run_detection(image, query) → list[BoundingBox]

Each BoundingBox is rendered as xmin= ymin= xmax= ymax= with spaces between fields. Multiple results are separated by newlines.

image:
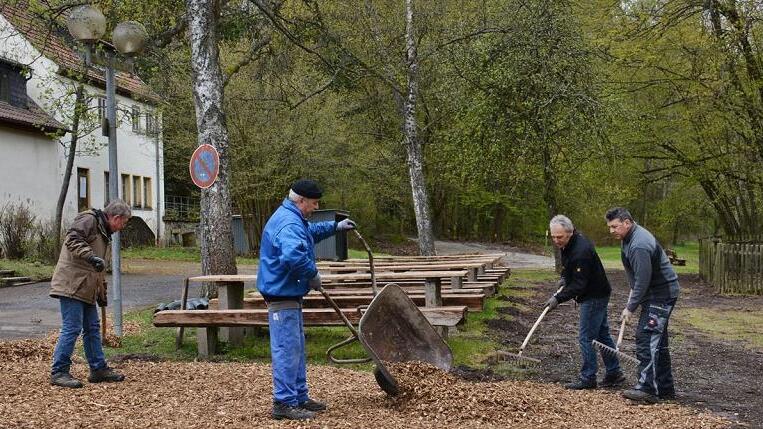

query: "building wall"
xmin=0 ymin=13 xmax=164 ymax=239
xmin=0 ymin=127 xmax=60 ymax=218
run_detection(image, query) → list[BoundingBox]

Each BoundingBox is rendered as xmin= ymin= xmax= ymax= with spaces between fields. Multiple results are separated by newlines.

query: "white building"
xmin=0 ymin=3 xmax=164 ymax=243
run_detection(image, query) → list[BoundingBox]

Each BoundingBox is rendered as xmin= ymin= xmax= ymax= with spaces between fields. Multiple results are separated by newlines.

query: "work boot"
xmin=622 ymin=388 xmax=659 ymax=404
xmin=299 ymin=398 xmax=327 ymax=412
xmin=659 ymin=390 xmax=676 ymax=401
xmin=88 ymin=367 xmax=125 ymax=383
xmin=564 ymin=379 xmax=597 ymax=390
xmin=599 ymin=371 xmax=626 ymax=388
xmin=272 ymin=402 xmax=316 ymax=420
xmin=51 ymin=372 xmax=83 ymax=388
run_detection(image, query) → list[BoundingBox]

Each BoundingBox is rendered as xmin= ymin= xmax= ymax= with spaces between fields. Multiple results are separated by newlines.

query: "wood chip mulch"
xmin=0 ymin=339 xmax=730 ymax=429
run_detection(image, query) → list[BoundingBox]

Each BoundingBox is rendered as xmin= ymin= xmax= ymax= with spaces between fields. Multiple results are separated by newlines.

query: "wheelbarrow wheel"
xmin=374 ymin=366 xmax=399 ymax=396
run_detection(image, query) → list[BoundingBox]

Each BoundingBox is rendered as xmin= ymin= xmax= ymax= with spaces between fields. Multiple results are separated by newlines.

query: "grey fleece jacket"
xmin=621 ymin=224 xmax=680 ymax=312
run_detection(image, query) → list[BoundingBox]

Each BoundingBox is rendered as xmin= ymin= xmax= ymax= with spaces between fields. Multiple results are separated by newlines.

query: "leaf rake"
xmin=592 ymin=318 xmax=641 ymax=369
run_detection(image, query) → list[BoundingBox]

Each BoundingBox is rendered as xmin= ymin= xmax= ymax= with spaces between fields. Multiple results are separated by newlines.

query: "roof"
xmin=0 ymin=97 xmax=67 ymax=133
xmin=0 ymin=2 xmax=160 ymax=104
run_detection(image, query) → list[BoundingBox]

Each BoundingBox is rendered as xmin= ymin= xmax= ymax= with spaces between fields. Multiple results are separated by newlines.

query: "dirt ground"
xmin=483 ymin=271 xmax=763 ymax=428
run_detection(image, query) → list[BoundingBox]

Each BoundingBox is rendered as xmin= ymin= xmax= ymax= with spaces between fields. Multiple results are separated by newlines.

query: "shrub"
xmin=28 ymin=219 xmax=59 ymax=264
xmin=0 ymin=203 xmax=36 ymax=260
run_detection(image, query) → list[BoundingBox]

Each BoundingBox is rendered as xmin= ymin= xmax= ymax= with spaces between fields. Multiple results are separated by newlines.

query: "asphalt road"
xmin=0 ymin=273 xmax=200 ymax=339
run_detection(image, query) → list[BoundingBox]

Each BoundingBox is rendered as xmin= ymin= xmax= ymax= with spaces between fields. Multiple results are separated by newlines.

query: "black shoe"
xmin=622 ymin=388 xmax=659 ymax=404
xmin=599 ymin=371 xmax=626 ymax=388
xmin=88 ymin=367 xmax=125 ymax=383
xmin=51 ymin=372 xmax=83 ymax=388
xmin=564 ymin=379 xmax=597 ymax=390
xmin=659 ymin=390 xmax=676 ymax=400
xmin=272 ymin=402 xmax=316 ymax=420
xmin=299 ymin=398 xmax=327 ymax=412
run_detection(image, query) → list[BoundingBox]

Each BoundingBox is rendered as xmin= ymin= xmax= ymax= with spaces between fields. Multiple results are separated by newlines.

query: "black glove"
xmin=308 ymin=273 xmax=322 ymax=291
xmin=87 ymin=255 xmax=106 ymax=272
xmin=543 ymin=296 xmax=559 ymax=310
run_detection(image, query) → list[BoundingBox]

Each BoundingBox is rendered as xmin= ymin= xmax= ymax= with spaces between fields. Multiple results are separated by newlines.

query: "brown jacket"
xmin=50 ymin=210 xmax=111 ymax=305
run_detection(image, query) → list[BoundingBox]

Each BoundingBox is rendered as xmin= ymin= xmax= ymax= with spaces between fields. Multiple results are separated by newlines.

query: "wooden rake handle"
xmin=615 ymin=318 xmax=627 ymax=350
xmin=518 ymin=282 xmax=565 ymax=354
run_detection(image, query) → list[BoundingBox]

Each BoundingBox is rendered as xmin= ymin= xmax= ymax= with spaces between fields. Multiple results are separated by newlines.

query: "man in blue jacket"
xmin=606 ymin=207 xmax=680 ymax=404
xmin=257 ymin=179 xmax=356 ymax=420
xmin=543 ymin=215 xmax=624 ymax=390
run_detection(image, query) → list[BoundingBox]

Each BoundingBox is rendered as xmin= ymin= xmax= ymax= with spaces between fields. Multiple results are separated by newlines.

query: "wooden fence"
xmin=699 ymin=238 xmax=763 ymax=295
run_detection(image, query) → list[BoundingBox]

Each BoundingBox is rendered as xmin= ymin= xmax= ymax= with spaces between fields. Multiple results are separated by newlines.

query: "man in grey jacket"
xmin=605 ymin=207 xmax=680 ymax=404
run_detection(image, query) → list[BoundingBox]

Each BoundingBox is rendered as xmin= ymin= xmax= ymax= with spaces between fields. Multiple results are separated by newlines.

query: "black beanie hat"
xmin=291 ymin=179 xmax=323 ymax=199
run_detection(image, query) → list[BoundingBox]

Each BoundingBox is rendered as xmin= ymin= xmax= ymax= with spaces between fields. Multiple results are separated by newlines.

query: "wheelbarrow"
xmin=317 ymin=230 xmax=453 ymax=396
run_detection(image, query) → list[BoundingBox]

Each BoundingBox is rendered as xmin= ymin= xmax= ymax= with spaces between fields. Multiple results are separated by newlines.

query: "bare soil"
xmin=483 ymin=271 xmax=763 ymax=428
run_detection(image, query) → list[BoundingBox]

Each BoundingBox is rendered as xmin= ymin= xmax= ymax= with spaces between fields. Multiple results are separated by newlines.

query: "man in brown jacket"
xmin=50 ymin=199 xmax=131 ymax=388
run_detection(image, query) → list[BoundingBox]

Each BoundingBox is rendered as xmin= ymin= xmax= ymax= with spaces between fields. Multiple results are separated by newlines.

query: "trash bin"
xmin=311 ymin=209 xmax=349 ymax=260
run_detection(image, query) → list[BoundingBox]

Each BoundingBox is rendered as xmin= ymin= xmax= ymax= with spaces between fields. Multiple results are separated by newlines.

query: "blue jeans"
xmin=268 ymin=306 xmax=308 ymax=406
xmin=634 ymin=298 xmax=676 ymax=396
xmin=578 ymin=296 xmax=621 ymax=382
xmin=51 ymin=297 xmax=107 ymax=375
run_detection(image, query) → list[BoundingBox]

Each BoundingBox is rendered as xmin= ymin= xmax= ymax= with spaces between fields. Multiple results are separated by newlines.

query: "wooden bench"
xmin=153 ymin=306 xmax=468 ymax=357
xmin=210 ymin=292 xmax=486 ymax=311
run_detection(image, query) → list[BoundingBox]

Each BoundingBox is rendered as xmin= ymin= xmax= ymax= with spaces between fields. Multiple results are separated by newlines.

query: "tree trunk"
xmin=54 ymin=84 xmax=86 ymax=259
xmin=541 ymin=144 xmax=561 ymax=272
xmin=187 ymin=0 xmax=237 ymax=298
xmin=403 ymin=0 xmax=435 ymax=256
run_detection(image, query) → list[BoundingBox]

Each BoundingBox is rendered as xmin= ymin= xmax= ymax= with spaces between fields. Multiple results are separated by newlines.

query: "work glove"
xmin=97 ymin=282 xmax=108 ymax=307
xmin=621 ymin=307 xmax=634 ymax=324
xmin=336 ymin=219 xmax=357 ymax=231
xmin=308 ymin=273 xmax=322 ymax=291
xmin=542 ymin=296 xmax=559 ymax=310
xmin=87 ymin=255 xmax=106 ymax=273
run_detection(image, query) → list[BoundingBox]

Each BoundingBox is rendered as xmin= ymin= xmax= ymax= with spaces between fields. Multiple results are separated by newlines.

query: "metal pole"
xmin=106 ymin=56 xmax=123 ymax=337
xmin=154 ymin=127 xmax=162 ymax=245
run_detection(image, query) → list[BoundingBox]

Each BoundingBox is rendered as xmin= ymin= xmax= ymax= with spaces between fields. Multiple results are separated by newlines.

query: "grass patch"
xmin=677 ymin=308 xmax=763 ymax=350
xmin=0 ymin=259 xmax=54 ymax=281
xmin=596 ymin=242 xmax=699 ymax=274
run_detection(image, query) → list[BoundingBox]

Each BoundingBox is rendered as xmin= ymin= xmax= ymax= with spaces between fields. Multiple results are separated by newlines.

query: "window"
xmin=143 ymin=177 xmax=153 ymax=209
xmin=146 ymin=111 xmax=156 ymax=135
xmin=121 ymin=174 xmax=131 ymax=206
xmin=97 ymin=97 xmax=106 ymax=121
xmin=104 ymin=172 xmax=110 ymax=204
xmin=77 ymin=168 xmax=90 ymax=212
xmin=0 ymin=69 xmax=9 ymax=103
xmin=132 ymin=105 xmax=141 ymax=133
xmin=132 ymin=176 xmax=142 ymax=208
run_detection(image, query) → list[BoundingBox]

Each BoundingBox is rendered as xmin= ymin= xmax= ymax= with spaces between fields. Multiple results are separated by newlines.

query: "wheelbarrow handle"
xmin=326 ymin=335 xmax=372 ymax=364
xmin=352 ymin=229 xmax=378 ymax=296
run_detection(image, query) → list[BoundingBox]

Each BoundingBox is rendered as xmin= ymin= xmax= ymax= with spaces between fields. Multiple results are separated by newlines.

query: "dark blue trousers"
xmin=578 ymin=296 xmax=621 ymax=382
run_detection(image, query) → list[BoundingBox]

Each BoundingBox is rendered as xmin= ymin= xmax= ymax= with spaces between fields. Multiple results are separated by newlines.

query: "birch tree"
xmin=186 ymin=0 xmax=237 ymax=296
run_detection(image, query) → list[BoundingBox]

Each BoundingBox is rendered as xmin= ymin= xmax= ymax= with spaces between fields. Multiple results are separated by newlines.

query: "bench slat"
xmin=153 ymin=306 xmax=467 ymax=328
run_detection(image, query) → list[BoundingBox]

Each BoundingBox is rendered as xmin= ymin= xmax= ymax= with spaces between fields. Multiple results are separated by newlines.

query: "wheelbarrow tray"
xmin=357 ymin=284 xmax=453 ymax=395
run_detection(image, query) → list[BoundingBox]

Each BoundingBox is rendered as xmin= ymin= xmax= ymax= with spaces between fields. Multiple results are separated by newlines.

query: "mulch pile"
xmin=0 ymin=339 xmax=730 ymax=429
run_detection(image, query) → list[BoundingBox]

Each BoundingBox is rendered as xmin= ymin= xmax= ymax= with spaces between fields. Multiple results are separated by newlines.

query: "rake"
xmin=499 ymin=281 xmax=565 ymax=366
xmin=592 ymin=318 xmax=641 ymax=369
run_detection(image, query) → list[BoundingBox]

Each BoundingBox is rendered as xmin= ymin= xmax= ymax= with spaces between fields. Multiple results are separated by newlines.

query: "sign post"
xmin=189 ymin=144 xmax=220 ymax=189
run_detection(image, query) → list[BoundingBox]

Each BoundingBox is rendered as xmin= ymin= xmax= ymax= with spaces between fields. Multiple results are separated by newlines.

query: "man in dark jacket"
xmin=543 ymin=215 xmax=624 ymax=389
xmin=257 ymin=179 xmax=357 ymax=420
xmin=606 ymin=207 xmax=679 ymax=404
xmin=49 ymin=199 xmax=131 ymax=388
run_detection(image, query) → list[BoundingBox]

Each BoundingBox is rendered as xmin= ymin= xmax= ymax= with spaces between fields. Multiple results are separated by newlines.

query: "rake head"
xmin=592 ymin=340 xmax=641 ymax=369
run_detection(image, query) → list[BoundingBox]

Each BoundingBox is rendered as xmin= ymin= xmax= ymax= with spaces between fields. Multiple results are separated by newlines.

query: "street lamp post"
xmin=67 ymin=5 xmax=148 ymax=337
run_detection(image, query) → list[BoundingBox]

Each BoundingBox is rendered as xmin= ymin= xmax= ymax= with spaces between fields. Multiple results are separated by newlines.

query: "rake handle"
xmin=519 ymin=283 xmax=565 ymax=354
xmin=615 ymin=318 xmax=627 ymax=350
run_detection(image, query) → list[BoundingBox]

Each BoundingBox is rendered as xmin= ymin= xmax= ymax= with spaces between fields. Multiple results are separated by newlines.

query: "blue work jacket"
xmin=256 ymin=199 xmax=337 ymax=300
